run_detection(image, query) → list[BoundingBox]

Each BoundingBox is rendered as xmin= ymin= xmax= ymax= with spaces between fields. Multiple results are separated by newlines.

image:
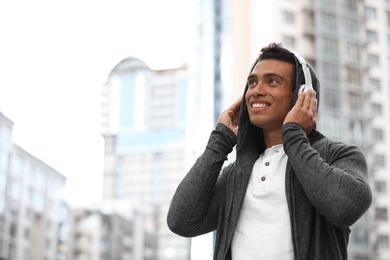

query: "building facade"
xmin=0 ymin=112 xmax=67 ymax=260
xmin=363 ymin=1 xmax=390 ymax=259
xmin=100 ymin=58 xmax=190 ymax=260
xmin=65 ymin=200 xmax=157 ymax=260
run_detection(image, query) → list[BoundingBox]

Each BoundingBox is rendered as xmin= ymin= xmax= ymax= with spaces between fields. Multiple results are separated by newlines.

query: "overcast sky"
xmin=0 ymin=0 xmax=195 ymax=205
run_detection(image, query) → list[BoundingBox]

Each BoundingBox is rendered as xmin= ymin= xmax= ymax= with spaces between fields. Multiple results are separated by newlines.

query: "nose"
xmin=250 ymin=82 xmax=267 ymax=97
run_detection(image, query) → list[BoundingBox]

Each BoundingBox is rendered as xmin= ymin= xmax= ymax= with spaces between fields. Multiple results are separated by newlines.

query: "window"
xmin=33 ymin=193 xmax=45 ymax=212
xmin=282 ymin=11 xmax=295 ymax=24
xmin=319 ymin=0 xmax=336 ymax=8
xmin=343 ymin=0 xmax=357 ymax=12
xmin=367 ymin=30 xmax=378 ymax=43
xmin=323 ymin=88 xmax=340 ymax=109
xmin=24 ymin=228 xmax=30 ymax=240
xmin=371 ymin=103 xmax=382 ymax=116
xmin=120 ymin=74 xmax=137 ymax=128
xmin=343 ymin=18 xmax=359 ymax=39
xmin=8 ymin=243 xmax=15 ymax=260
xmin=25 ymin=163 xmax=33 ymax=179
xmin=378 ymin=235 xmax=390 ymax=249
xmin=348 ymin=93 xmax=362 ymax=111
xmin=0 ymin=126 xmax=12 ymax=153
xmin=372 ymin=128 xmax=384 ymax=141
xmin=344 ymin=43 xmax=360 ymax=63
xmin=45 ymin=238 xmax=51 ymax=250
xmin=352 ymin=226 xmax=369 ymax=247
xmin=368 ymin=54 xmax=380 ymax=67
xmin=373 ymin=153 xmax=386 ymax=167
xmin=10 ymin=199 xmax=19 ymax=216
xmin=282 ymin=36 xmax=295 ymax=49
xmin=387 ymin=12 xmax=390 ymax=28
xmin=35 ymin=169 xmax=46 ymax=191
xmin=11 ymin=155 xmax=23 ymax=178
xmin=21 ymin=248 xmax=29 ymax=260
xmin=319 ymin=113 xmax=341 ymax=139
xmin=321 ymin=13 xmax=337 ymax=32
xmin=11 ymin=180 xmax=21 ymax=200
xmin=375 ymin=180 xmax=387 ymax=194
xmin=365 ymin=7 xmax=377 ymax=20
xmin=369 ymin=78 xmax=381 ymax=91
xmin=387 ymin=35 xmax=390 ymax=52
xmin=0 ymin=197 xmax=4 ymax=215
xmin=149 ymin=79 xmax=176 ymax=129
xmin=350 ymin=120 xmax=363 ymax=143
xmin=115 ymin=158 xmax=125 ymax=198
xmin=375 ymin=207 xmax=388 ymax=221
xmin=352 ymin=255 xmax=369 ymax=260
xmin=10 ymin=223 xmax=17 ymax=237
xmin=322 ymin=38 xmax=338 ymax=58
xmin=323 ymin=62 xmax=339 ymax=82
xmin=345 ymin=67 xmax=361 ymax=86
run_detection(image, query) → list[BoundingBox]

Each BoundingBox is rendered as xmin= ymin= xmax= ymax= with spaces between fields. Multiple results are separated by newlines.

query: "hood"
xmin=236 ymin=52 xmax=320 ymax=154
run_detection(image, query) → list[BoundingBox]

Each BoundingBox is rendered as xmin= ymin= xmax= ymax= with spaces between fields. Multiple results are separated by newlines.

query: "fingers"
xmin=308 ymin=90 xmax=317 ymax=112
xmin=310 ymin=91 xmax=317 ymax=111
xmin=285 ymin=90 xmax=317 ymax=135
xmin=230 ymin=97 xmax=242 ymax=113
xmin=300 ymin=90 xmax=316 ymax=111
xmin=306 ymin=90 xmax=317 ymax=123
xmin=217 ymin=97 xmax=242 ymax=135
xmin=297 ymin=89 xmax=306 ymax=106
xmin=229 ymin=97 xmax=242 ymax=127
xmin=228 ymin=97 xmax=242 ymax=121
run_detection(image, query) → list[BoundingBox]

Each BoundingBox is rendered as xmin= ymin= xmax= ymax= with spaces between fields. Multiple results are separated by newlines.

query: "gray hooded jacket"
xmin=167 ymin=54 xmax=372 ymax=259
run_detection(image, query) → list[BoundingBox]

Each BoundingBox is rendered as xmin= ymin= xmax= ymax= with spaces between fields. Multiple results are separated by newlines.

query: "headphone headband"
xmin=287 ymin=49 xmax=313 ymax=91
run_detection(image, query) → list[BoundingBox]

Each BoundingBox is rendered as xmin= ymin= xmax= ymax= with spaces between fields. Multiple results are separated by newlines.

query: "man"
xmin=167 ymin=43 xmax=372 ymax=259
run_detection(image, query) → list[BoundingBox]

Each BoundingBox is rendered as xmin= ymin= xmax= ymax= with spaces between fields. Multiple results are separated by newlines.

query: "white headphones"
xmin=287 ymin=49 xmax=313 ymax=94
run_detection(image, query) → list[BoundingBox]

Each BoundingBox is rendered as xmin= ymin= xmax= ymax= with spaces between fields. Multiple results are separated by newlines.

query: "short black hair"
xmin=257 ymin=43 xmax=296 ymax=88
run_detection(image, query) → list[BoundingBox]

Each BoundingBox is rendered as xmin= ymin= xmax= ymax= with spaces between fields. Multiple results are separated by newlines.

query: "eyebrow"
xmin=247 ymin=72 xmax=284 ymax=81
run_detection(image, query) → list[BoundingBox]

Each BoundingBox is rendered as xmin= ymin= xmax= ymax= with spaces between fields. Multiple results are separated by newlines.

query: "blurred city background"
xmin=0 ymin=0 xmax=388 ymax=259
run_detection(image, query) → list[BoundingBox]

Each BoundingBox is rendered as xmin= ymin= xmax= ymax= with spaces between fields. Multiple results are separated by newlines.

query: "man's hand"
xmin=283 ymin=90 xmax=317 ymax=135
xmin=218 ymin=97 xmax=242 ymax=136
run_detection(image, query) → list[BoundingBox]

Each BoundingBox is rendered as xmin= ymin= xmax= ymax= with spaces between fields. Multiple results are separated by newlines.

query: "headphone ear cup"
xmin=298 ymin=85 xmax=306 ymax=95
xmin=292 ymin=84 xmax=306 ymax=107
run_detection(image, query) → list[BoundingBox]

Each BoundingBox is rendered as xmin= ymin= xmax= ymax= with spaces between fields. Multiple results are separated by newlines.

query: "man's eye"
xmin=248 ymin=80 xmax=257 ymax=86
xmin=269 ymin=78 xmax=278 ymax=84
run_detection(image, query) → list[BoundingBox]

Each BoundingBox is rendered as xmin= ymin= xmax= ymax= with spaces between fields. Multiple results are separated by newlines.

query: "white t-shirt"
xmin=231 ymin=144 xmax=294 ymax=259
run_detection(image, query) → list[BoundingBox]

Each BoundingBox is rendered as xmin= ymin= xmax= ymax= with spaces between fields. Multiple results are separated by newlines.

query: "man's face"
xmin=245 ymin=59 xmax=294 ymax=131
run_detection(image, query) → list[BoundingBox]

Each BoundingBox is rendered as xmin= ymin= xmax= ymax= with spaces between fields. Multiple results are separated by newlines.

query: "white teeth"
xmin=252 ymin=103 xmax=267 ymax=108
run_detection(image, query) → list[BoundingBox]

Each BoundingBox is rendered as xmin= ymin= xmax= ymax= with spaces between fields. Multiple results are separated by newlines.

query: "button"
xmin=261 ymin=176 xmax=266 ymax=181
xmin=265 ymin=162 xmax=270 ymax=166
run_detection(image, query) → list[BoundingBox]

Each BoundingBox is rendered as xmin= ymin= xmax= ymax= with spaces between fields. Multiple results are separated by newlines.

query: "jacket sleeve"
xmin=167 ymin=123 xmax=237 ymax=237
xmin=282 ymin=122 xmax=372 ymax=228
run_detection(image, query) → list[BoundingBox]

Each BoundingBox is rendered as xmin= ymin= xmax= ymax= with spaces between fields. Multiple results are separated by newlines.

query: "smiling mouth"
xmin=251 ymin=103 xmax=269 ymax=108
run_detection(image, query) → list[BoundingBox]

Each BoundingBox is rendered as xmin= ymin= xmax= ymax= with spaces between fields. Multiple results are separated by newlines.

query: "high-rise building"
xmin=190 ymin=0 xmax=390 ymax=259
xmin=0 ymin=112 xmax=67 ymax=260
xmin=65 ymin=200 xmax=157 ymax=260
xmin=363 ymin=1 xmax=390 ymax=259
xmin=100 ymin=57 xmax=190 ymax=260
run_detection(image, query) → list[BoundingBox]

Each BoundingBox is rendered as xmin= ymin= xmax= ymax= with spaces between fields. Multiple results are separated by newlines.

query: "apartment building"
xmin=363 ymin=1 xmax=390 ymax=259
xmin=100 ymin=57 xmax=190 ymax=260
xmin=65 ymin=200 xmax=157 ymax=260
xmin=0 ymin=112 xmax=67 ymax=260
